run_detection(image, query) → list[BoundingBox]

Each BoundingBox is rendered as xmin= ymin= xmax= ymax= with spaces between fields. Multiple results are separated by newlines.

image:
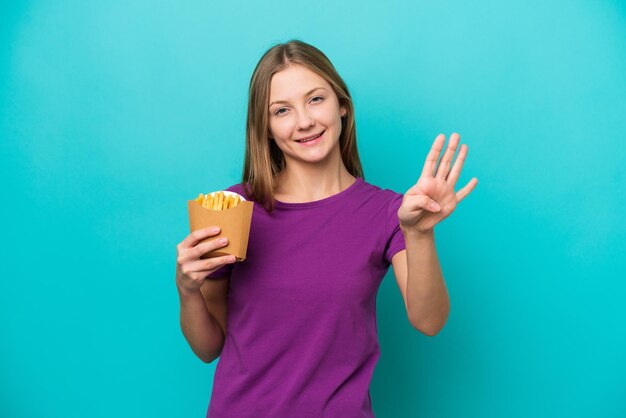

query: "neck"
xmin=275 ymin=153 xmax=355 ymax=203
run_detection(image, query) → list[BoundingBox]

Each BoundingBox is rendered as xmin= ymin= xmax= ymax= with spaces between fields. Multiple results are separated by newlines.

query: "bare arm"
xmin=401 ymin=230 xmax=449 ymax=335
xmin=177 ymin=277 xmax=229 ymax=363
xmin=175 ymin=226 xmax=235 ymax=363
xmin=395 ymin=132 xmax=477 ymax=335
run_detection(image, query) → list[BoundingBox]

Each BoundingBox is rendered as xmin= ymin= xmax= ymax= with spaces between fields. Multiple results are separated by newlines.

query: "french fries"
xmin=195 ymin=191 xmax=243 ymax=211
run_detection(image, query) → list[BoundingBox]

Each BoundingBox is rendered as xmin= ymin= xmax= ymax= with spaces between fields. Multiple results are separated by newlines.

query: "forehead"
xmin=269 ymin=65 xmax=332 ymax=100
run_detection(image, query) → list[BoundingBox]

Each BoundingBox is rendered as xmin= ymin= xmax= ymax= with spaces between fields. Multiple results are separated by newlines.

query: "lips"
xmin=295 ymin=131 xmax=325 ymax=143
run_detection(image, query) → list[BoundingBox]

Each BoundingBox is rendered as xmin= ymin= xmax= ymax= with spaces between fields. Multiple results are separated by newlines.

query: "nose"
xmin=296 ymin=108 xmax=315 ymax=130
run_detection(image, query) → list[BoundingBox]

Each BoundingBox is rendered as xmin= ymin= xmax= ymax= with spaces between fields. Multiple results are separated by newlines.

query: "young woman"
xmin=175 ymin=39 xmax=477 ymax=417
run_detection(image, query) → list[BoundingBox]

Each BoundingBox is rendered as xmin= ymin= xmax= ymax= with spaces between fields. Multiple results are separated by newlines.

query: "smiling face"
xmin=268 ymin=64 xmax=347 ymax=167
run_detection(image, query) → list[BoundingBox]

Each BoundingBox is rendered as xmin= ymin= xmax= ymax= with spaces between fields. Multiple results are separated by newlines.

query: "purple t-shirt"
xmin=205 ymin=177 xmax=406 ymax=417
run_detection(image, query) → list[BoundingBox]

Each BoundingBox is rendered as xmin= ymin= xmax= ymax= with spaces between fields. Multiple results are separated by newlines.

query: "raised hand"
xmin=397 ymin=133 xmax=478 ymax=234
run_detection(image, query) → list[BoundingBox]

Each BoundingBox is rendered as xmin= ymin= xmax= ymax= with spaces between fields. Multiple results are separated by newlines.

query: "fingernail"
xmin=211 ymin=227 xmax=220 ymax=233
xmin=430 ymin=202 xmax=440 ymax=210
xmin=220 ymin=238 xmax=228 ymax=244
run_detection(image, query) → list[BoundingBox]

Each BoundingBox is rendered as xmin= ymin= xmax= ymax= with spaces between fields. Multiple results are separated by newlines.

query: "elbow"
xmin=409 ymin=319 xmax=445 ymax=336
xmin=193 ymin=339 xmax=224 ymax=364
xmin=417 ymin=324 xmax=444 ymax=337
xmin=200 ymin=355 xmax=218 ymax=364
xmin=408 ymin=312 xmax=449 ymax=337
xmin=198 ymin=347 xmax=222 ymax=364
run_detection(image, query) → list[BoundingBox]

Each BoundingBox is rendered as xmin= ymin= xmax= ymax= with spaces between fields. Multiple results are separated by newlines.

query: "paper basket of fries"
xmin=187 ymin=190 xmax=253 ymax=262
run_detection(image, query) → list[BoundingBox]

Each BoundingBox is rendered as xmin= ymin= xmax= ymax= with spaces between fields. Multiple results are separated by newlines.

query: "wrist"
xmin=176 ymin=281 xmax=202 ymax=300
xmin=401 ymin=226 xmax=434 ymax=240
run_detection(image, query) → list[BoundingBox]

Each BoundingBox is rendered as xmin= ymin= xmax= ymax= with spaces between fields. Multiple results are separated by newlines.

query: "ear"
xmin=340 ymin=105 xmax=347 ymax=118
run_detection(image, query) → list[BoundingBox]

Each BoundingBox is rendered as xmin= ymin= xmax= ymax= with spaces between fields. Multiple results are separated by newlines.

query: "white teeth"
xmin=296 ymin=132 xmax=322 ymax=143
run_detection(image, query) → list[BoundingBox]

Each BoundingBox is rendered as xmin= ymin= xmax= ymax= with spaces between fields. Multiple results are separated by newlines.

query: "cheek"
xmin=317 ymin=103 xmax=342 ymax=124
xmin=269 ymin=118 xmax=293 ymax=139
xmin=268 ymin=119 xmax=280 ymax=138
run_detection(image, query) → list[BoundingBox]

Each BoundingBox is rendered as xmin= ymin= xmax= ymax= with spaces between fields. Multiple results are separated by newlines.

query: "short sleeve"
xmin=206 ymin=262 xmax=234 ymax=280
xmin=203 ymin=182 xmax=243 ymax=280
xmin=383 ymin=192 xmax=406 ymax=266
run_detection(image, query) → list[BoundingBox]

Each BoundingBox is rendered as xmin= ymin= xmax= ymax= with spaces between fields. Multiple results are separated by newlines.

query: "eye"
xmin=272 ymin=97 xmax=324 ymax=117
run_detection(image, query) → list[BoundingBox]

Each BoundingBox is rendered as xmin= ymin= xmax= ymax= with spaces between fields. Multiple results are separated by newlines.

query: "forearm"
xmin=178 ymin=287 xmax=224 ymax=363
xmin=401 ymin=228 xmax=450 ymax=335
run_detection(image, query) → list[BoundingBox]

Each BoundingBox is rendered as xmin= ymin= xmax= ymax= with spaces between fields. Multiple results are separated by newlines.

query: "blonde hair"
xmin=241 ymin=39 xmax=364 ymax=212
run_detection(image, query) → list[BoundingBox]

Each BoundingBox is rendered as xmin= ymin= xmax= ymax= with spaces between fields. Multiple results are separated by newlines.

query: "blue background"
xmin=2 ymin=1 xmax=625 ymax=417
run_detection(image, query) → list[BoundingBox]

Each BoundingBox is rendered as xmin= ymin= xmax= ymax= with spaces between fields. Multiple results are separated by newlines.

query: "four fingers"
xmin=177 ymin=228 xmax=237 ymax=284
xmin=424 ymin=133 xmax=477 ymax=199
xmin=415 ymin=132 xmax=477 ymax=220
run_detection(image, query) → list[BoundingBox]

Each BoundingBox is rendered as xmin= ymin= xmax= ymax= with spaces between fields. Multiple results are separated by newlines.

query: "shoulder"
xmin=358 ymin=178 xmax=404 ymax=204
xmin=222 ymin=182 xmax=248 ymax=198
xmin=356 ymin=180 xmax=405 ymax=229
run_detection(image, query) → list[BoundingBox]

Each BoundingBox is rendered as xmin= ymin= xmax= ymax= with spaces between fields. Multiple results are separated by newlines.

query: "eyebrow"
xmin=269 ymin=87 xmax=327 ymax=108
